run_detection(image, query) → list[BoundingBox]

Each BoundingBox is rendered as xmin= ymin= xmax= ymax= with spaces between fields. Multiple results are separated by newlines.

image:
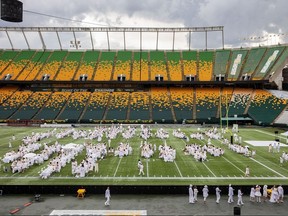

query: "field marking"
xmin=113 ymin=158 xmax=122 ymax=177
xmin=253 ymin=129 xmax=286 ymax=139
xmin=0 ymin=176 xmax=287 ymax=180
xmin=202 ymin=162 xmax=216 ymax=177
xmin=249 ymin=157 xmax=286 ymax=177
xmin=222 ymin=156 xmax=245 ymax=174
xmin=146 ymin=160 xmax=149 ymax=177
xmin=174 ymin=161 xmax=183 ymax=177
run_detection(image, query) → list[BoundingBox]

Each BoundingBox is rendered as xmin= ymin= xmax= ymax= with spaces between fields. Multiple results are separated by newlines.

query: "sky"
xmin=0 ymin=0 xmax=288 ymax=50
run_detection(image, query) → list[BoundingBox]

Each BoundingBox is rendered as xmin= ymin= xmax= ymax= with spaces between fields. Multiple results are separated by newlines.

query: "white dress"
xmin=269 ymin=188 xmax=279 ymax=203
xmin=250 ymin=187 xmax=255 ymax=198
xmin=255 ymin=187 xmax=262 ymax=197
xmin=189 ymin=187 xmax=194 ymax=203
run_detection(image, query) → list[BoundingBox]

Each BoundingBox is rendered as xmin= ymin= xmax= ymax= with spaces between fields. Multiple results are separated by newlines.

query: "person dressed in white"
xmin=270 ymin=186 xmax=279 ymax=203
xmin=277 ymin=185 xmax=284 ymax=203
xmin=280 ymin=156 xmax=284 ymax=166
xmin=262 ymin=185 xmax=268 ymax=202
xmin=138 ymin=160 xmax=145 ymax=176
xmin=189 ymin=185 xmax=194 ymax=204
xmin=250 ymin=186 xmax=255 ymax=202
xmin=228 ymin=184 xmax=234 ymax=203
xmin=202 ymin=185 xmax=209 ymax=204
xmin=104 ymin=187 xmax=111 ymax=206
xmin=194 ymin=186 xmax=198 ymax=202
xmin=255 ymin=185 xmax=262 ymax=203
xmin=215 ymin=186 xmax=221 ymax=204
xmin=245 ymin=166 xmax=250 ymax=177
xmin=237 ymin=188 xmax=244 ymax=206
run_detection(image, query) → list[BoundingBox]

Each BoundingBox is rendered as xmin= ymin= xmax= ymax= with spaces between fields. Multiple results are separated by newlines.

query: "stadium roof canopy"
xmin=0 ymin=26 xmax=224 ymax=50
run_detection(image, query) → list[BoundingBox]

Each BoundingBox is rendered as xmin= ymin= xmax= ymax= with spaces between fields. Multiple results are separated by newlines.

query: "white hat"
xmin=204 ymin=185 xmax=207 ymax=188
xmin=229 ymin=184 xmax=231 ymax=187
xmin=189 ymin=184 xmax=192 ymax=187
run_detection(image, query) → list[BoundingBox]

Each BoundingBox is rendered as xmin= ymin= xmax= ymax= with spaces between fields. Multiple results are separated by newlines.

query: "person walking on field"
xmin=245 ymin=166 xmax=250 ymax=177
xmin=237 ymin=188 xmax=244 ymax=206
xmin=189 ymin=184 xmax=194 ymax=204
xmin=228 ymin=184 xmax=234 ymax=203
xmin=104 ymin=187 xmax=111 ymax=206
xmin=194 ymin=186 xmax=198 ymax=202
xmin=215 ymin=186 xmax=221 ymax=204
xmin=138 ymin=159 xmax=145 ymax=176
xmin=202 ymin=185 xmax=209 ymax=204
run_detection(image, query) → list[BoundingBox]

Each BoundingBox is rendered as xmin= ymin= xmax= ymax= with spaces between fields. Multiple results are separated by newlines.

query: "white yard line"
xmin=174 ymin=161 xmax=183 ymax=177
xmin=1 ymin=176 xmax=287 ymax=180
xmin=146 ymin=160 xmax=149 ymax=177
xmin=202 ymin=162 xmax=216 ymax=177
xmin=222 ymin=156 xmax=245 ymax=174
xmin=113 ymin=158 xmax=122 ymax=177
xmin=254 ymin=129 xmax=286 ymax=139
xmin=249 ymin=157 xmax=286 ymax=177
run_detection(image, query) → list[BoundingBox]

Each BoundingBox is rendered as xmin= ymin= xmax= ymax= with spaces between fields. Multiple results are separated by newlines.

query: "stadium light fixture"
xmin=0 ymin=0 xmax=23 ymax=22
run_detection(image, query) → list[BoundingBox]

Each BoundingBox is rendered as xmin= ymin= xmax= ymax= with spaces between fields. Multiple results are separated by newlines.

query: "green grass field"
xmin=0 ymin=125 xmax=288 ymax=186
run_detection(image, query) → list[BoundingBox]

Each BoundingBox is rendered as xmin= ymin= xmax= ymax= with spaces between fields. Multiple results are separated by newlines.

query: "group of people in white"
xmin=228 ymin=143 xmax=255 ymax=157
xmin=188 ymin=184 xmax=284 ymax=205
xmin=2 ymin=124 xmax=285 ymax=182
xmin=190 ymin=132 xmax=204 ymax=140
xmin=183 ymin=143 xmax=224 ymax=162
xmin=40 ymin=143 xmax=84 ymax=179
xmin=140 ymin=141 xmax=155 ymax=159
xmin=159 ymin=144 xmax=176 ymax=162
xmin=250 ymin=184 xmax=284 ymax=203
xmin=139 ymin=125 xmax=152 ymax=140
xmin=114 ymin=142 xmax=133 ymax=158
xmin=172 ymin=129 xmax=189 ymax=141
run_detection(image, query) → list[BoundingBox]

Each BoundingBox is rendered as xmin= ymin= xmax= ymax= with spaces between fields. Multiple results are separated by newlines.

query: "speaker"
xmin=4 ymin=74 xmax=11 ymax=80
xmin=185 ymin=75 xmax=195 ymax=81
xmin=42 ymin=74 xmax=50 ymax=81
xmin=230 ymin=136 xmax=233 ymax=144
xmin=117 ymin=75 xmax=126 ymax=81
xmin=1 ymin=0 xmax=23 ymax=22
xmin=275 ymin=131 xmax=279 ymax=134
xmin=79 ymin=74 xmax=88 ymax=81
xmin=234 ymin=206 xmax=241 ymax=215
xmin=155 ymin=75 xmax=163 ymax=81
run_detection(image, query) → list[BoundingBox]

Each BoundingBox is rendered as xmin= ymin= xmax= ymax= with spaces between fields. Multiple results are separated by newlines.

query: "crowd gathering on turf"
xmin=0 ymin=125 xmax=287 ymax=180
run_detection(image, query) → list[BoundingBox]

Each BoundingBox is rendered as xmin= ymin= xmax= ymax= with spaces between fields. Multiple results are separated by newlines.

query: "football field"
xmin=0 ymin=125 xmax=288 ymax=186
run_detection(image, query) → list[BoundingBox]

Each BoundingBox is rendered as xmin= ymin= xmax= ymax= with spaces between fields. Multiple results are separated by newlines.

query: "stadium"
xmin=1 ymin=1 xmax=288 ymax=215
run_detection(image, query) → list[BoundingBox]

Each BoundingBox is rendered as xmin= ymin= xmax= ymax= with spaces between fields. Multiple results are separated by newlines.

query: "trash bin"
xmin=234 ymin=206 xmax=241 ymax=215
